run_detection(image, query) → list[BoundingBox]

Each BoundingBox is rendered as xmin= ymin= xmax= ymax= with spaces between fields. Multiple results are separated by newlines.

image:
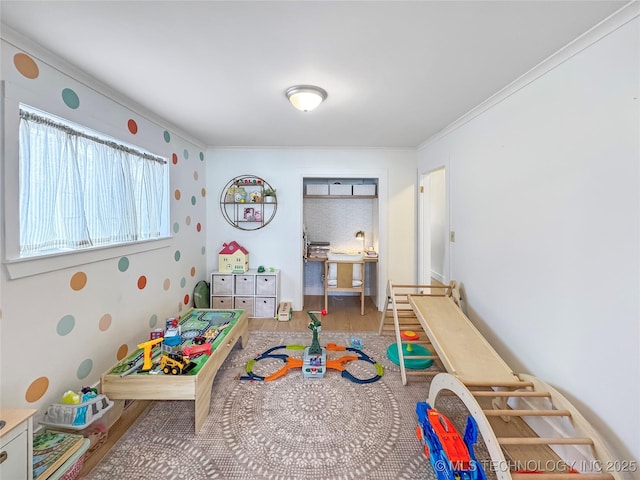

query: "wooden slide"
xmin=378 ymin=281 xmax=622 ymax=480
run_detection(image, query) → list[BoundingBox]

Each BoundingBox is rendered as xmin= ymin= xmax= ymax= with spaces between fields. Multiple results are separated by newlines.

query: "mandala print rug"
xmin=85 ymin=331 xmax=492 ymax=480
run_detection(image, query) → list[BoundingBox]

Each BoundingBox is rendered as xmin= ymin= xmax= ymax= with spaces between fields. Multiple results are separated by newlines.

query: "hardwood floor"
xmin=249 ymin=295 xmax=381 ymax=333
xmin=79 ymin=295 xmax=380 ymax=478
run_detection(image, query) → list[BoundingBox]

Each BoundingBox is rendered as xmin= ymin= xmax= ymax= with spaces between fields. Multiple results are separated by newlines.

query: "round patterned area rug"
xmin=86 ymin=331 xmax=485 ymax=480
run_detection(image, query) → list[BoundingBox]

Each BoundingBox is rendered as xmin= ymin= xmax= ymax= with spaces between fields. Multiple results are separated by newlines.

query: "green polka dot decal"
xmin=199 ymin=152 xmax=204 ymax=161
xmin=174 ymin=250 xmax=181 ymax=261
xmin=62 ymin=88 xmax=80 ymax=109
xmin=173 ymin=222 xmax=180 ymax=233
xmin=183 ymin=149 xmax=189 ymax=159
xmin=77 ymin=358 xmax=93 ymax=380
xmin=149 ymin=314 xmax=158 ymax=328
xmin=118 ymin=257 xmax=130 ymax=272
xmin=180 ymin=277 xmax=186 ymax=288
xmin=191 ymin=196 xmax=196 ymax=205
xmin=201 ymin=246 xmax=206 ymax=255
xmin=57 ymin=315 xmax=75 ymax=336
xmin=164 ymin=131 xmax=171 ymax=143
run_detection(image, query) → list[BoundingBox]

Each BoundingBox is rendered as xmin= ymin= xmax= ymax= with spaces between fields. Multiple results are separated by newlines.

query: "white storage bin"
xmin=306 ymin=184 xmax=329 ymax=195
xmin=329 ymin=184 xmax=352 ymax=195
xmin=353 ymin=184 xmax=376 ymax=196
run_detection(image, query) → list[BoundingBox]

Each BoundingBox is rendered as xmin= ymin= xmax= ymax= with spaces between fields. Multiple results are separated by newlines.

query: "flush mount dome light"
xmin=286 ymin=85 xmax=327 ymax=112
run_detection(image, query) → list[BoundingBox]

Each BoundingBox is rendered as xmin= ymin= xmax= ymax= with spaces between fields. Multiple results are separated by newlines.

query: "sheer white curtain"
xmin=19 ymin=109 xmax=168 ymax=256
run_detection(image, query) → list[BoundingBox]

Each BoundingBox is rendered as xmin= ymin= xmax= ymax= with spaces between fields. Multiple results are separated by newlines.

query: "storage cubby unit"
xmin=210 ymin=269 xmax=280 ymax=318
xmin=304 ymin=178 xmax=377 ymax=198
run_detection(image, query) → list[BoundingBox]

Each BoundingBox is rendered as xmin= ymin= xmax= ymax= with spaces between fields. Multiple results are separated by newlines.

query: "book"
xmin=33 ymin=430 xmax=85 ymax=480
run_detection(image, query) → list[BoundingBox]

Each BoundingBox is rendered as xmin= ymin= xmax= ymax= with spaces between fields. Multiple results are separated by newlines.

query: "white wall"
xmin=417 ymin=14 xmax=639 ymax=466
xmin=429 ymin=168 xmax=446 ymax=282
xmin=206 ymin=148 xmax=417 ymax=310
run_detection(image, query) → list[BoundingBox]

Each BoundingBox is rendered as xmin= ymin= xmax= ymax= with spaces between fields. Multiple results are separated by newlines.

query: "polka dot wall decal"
xmin=118 ymin=256 xmax=130 ymax=272
xmin=164 ymin=131 xmax=171 ymax=143
xmin=199 ymin=152 xmax=204 ymax=161
xmin=70 ymin=271 xmax=87 ymax=290
xmin=190 ymin=266 xmax=196 ymax=277
xmin=191 ymin=196 xmax=196 ymax=205
xmin=127 ymin=119 xmax=138 ymax=134
xmin=201 ymin=246 xmax=206 ymax=255
xmin=173 ymin=222 xmax=180 ymax=234
xmin=77 ymin=358 xmax=93 ymax=380
xmin=185 ymin=216 xmax=191 ymax=226
xmin=193 ymin=171 xmax=199 ymax=181
xmin=163 ymin=278 xmax=171 ymax=291
xmin=116 ymin=344 xmax=129 ymax=361
xmin=62 ymin=88 xmax=80 ymax=109
xmin=172 ymin=153 xmax=178 ymax=165
xmin=149 ymin=314 xmax=158 ymax=328
xmin=14 ymin=53 xmax=39 ymax=79
xmin=183 ymin=149 xmax=189 ymax=159
xmin=174 ymin=189 xmax=181 ymax=200
xmin=201 ymin=187 xmax=207 ymax=197
xmin=25 ymin=377 xmax=49 ymax=403
xmin=57 ymin=315 xmax=75 ymax=336
xmin=174 ymin=250 xmax=181 ymax=261
xmin=99 ymin=313 xmax=112 ymax=332
xmin=196 ymin=223 xmax=202 ymax=232
xmin=184 ymin=294 xmax=190 ymax=305
xmin=137 ymin=275 xmax=147 ymax=289
xmin=180 ymin=277 xmax=186 ymax=288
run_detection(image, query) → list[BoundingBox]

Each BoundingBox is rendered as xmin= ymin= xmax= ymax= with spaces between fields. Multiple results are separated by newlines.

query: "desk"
xmin=304 ymin=255 xmax=378 ymax=300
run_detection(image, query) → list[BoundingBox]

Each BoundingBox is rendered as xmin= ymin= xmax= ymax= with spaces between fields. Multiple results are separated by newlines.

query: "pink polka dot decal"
xmin=70 ymin=271 xmax=87 ymax=290
xmin=137 ymin=276 xmax=147 ymax=289
xmin=14 ymin=53 xmax=39 ymax=79
xmin=25 ymin=377 xmax=49 ymax=403
xmin=196 ymin=223 xmax=202 ymax=232
xmin=99 ymin=313 xmax=112 ymax=331
xmin=128 ymin=119 xmax=138 ymax=134
xmin=163 ymin=278 xmax=171 ymax=291
xmin=193 ymin=171 xmax=199 ymax=181
xmin=185 ymin=216 xmax=192 ymax=226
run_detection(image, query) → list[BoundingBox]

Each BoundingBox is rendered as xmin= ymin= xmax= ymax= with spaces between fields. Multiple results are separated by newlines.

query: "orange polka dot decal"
xmin=25 ymin=376 xmax=49 ymax=403
xmin=137 ymin=276 xmax=147 ymax=289
xmin=14 ymin=53 xmax=39 ymax=79
xmin=70 ymin=271 xmax=87 ymax=290
xmin=183 ymin=294 xmax=190 ymax=305
xmin=190 ymin=267 xmax=196 ymax=277
xmin=116 ymin=344 xmax=129 ymax=361
xmin=128 ymin=119 xmax=138 ymax=134
xmin=172 ymin=153 xmax=178 ymax=165
xmin=174 ymin=189 xmax=181 ymax=200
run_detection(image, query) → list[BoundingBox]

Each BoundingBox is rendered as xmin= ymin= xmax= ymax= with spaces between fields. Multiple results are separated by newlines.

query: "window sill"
xmin=4 ymin=237 xmax=172 ymax=280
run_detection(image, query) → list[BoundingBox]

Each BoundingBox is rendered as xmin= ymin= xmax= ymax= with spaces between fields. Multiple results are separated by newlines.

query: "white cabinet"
xmin=211 ymin=269 xmax=280 ymax=318
xmin=0 ymin=409 xmax=36 ymax=480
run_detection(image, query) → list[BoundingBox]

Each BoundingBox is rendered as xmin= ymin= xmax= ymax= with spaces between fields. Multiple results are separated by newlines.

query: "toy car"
xmin=415 ymin=401 xmax=487 ymax=480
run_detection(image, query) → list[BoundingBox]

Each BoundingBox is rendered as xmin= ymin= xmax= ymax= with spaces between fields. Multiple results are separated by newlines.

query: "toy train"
xmin=416 ymin=401 xmax=487 ymax=480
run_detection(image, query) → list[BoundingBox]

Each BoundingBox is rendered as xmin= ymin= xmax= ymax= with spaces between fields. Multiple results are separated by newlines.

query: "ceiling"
xmin=0 ymin=1 xmax=627 ymax=148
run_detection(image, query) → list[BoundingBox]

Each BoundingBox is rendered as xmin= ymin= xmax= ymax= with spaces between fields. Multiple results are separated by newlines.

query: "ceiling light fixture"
xmin=286 ymin=85 xmax=327 ymax=112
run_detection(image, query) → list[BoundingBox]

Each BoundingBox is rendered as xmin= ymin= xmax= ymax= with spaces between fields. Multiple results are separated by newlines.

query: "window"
xmin=18 ymin=106 xmax=169 ymax=258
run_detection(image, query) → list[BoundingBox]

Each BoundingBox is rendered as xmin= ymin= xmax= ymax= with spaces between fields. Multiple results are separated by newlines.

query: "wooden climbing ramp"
xmin=379 ymin=281 xmax=622 ymax=480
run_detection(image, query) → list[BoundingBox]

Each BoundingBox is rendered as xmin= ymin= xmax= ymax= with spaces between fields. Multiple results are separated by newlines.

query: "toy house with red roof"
xmin=218 ymin=241 xmax=249 ymax=273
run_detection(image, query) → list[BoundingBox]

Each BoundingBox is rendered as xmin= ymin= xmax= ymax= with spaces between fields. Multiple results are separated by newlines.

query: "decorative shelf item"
xmin=220 ymin=175 xmax=277 ymax=230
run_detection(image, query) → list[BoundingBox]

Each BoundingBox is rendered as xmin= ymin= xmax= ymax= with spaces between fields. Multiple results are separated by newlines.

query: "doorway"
xmin=419 ymin=168 xmax=448 ymax=285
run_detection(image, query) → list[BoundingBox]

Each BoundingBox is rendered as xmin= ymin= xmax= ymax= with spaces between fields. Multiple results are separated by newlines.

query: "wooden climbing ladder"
xmin=379 ymin=280 xmax=622 ymax=480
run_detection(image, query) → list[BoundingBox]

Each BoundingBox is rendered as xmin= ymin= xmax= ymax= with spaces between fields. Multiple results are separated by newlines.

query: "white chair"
xmin=324 ymin=256 xmax=365 ymax=315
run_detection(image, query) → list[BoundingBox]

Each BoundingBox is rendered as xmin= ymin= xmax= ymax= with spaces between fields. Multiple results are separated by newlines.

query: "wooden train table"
xmin=101 ymin=308 xmax=248 ymax=433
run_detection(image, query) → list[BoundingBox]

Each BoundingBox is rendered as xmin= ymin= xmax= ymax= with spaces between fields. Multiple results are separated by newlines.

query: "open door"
xmin=419 ymin=168 xmax=448 ymax=285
